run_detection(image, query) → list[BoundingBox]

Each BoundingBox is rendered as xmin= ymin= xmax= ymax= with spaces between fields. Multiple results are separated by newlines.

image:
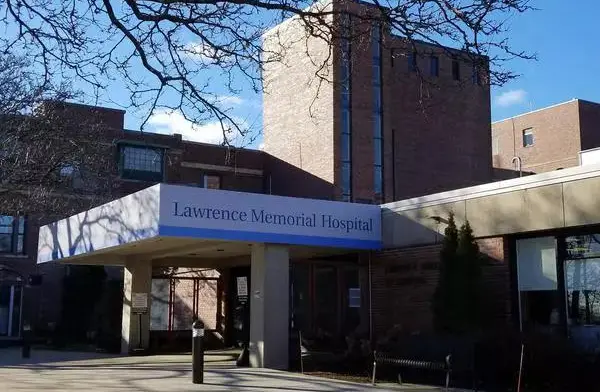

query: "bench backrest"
xmin=377 ymin=335 xmax=476 ymax=369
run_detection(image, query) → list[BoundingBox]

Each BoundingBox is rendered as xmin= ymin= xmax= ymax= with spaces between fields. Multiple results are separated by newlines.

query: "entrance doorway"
xmin=149 ymin=269 xmax=223 ymax=352
xmin=0 ymin=283 xmax=22 ymax=337
xmin=227 ymin=266 xmax=250 ymax=348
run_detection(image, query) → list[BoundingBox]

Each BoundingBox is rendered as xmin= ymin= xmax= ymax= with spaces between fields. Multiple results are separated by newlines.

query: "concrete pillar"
xmin=249 ymin=243 xmax=289 ymax=369
xmin=121 ymin=260 xmax=152 ymax=354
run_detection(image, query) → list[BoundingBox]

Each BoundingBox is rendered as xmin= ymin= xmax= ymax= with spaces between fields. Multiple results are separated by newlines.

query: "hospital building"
xmin=3 ymin=0 xmax=600 ymax=369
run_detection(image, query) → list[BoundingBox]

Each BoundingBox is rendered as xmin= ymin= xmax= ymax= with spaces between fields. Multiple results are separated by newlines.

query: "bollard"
xmin=192 ymin=320 xmax=205 ymax=384
xmin=22 ymin=323 xmax=31 ymax=359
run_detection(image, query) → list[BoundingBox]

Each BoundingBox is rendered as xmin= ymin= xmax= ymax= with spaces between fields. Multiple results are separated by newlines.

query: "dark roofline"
xmin=44 ymin=100 xmax=126 ymax=114
xmin=123 ymin=128 xmax=264 ymax=154
xmin=577 ymin=98 xmax=600 ymax=107
xmin=348 ymin=0 xmax=487 ymax=60
xmin=388 ymin=33 xmax=489 ymax=61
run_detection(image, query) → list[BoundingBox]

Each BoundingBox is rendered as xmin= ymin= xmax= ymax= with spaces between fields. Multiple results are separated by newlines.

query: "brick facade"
xmin=262 ymin=4 xmax=336 ymax=193
xmin=263 ymin=0 xmax=493 ymax=204
xmin=371 ymin=237 xmax=512 ymax=340
xmin=492 ymin=99 xmax=600 ymax=174
xmin=381 ymin=39 xmax=492 ymax=201
xmin=0 ymin=103 xmax=270 ymax=340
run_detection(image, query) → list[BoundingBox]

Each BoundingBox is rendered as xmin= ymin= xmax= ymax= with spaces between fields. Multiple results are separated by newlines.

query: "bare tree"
xmin=0 ymin=52 xmax=117 ymax=217
xmin=0 ymin=0 xmax=534 ymax=142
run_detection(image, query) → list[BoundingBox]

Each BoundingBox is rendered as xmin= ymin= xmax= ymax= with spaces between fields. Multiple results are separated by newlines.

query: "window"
xmin=203 ymin=174 xmax=221 ymax=189
xmin=341 ymin=132 xmax=351 ymax=162
xmin=452 ymin=60 xmax=460 ymax=81
xmin=0 ymin=216 xmax=25 ymax=255
xmin=564 ymin=235 xmax=600 ymax=351
xmin=372 ymin=24 xmax=383 ymax=198
xmin=430 ymin=56 xmax=439 ymax=77
xmin=341 ymin=161 xmax=351 ymax=201
xmin=340 ymin=14 xmax=352 ymax=202
xmin=523 ymin=128 xmax=534 ymax=147
xmin=408 ymin=51 xmax=417 ymax=72
xmin=348 ymin=288 xmax=361 ymax=308
xmin=119 ymin=145 xmax=164 ymax=182
xmin=516 ymin=237 xmax=560 ymax=334
xmin=373 ymin=87 xmax=382 ymax=112
xmin=59 ymin=164 xmax=85 ymax=189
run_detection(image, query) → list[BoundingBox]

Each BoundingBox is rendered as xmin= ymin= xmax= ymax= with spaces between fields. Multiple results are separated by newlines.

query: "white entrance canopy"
xmin=37 ymin=184 xmax=382 ymax=264
xmin=36 ymin=184 xmax=381 ymax=368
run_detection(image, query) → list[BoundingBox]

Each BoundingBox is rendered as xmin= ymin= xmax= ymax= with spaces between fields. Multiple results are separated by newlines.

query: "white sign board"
xmin=159 ymin=184 xmax=381 ymax=249
xmin=236 ymin=277 xmax=248 ymax=297
xmin=132 ymin=293 xmax=148 ymax=309
xmin=37 ymin=183 xmax=382 ymax=263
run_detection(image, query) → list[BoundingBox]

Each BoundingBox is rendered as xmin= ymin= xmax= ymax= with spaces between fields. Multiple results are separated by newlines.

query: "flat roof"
xmin=382 ymin=162 xmax=600 ymax=213
xmin=492 ymin=99 xmax=578 ymax=124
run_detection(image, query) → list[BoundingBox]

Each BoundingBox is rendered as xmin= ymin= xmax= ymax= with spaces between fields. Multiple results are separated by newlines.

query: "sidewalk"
xmin=0 ymin=348 xmax=456 ymax=391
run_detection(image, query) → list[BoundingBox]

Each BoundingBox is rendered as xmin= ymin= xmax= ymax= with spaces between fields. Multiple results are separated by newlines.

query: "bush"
xmin=433 ymin=214 xmax=485 ymax=334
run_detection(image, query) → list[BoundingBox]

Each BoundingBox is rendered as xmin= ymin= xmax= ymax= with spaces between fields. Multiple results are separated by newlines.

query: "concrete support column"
xmin=121 ymin=260 xmax=152 ymax=354
xmin=249 ymin=243 xmax=289 ymax=369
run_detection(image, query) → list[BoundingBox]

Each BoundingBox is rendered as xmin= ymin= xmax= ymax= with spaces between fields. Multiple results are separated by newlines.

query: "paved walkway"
xmin=0 ymin=348 xmax=454 ymax=391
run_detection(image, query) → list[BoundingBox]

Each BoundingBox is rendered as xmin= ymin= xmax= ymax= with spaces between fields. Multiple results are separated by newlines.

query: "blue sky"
xmin=491 ymin=0 xmax=600 ymax=121
xmin=104 ymin=1 xmax=600 ymax=147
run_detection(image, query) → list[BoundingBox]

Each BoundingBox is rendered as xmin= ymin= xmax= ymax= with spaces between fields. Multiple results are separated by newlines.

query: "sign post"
xmin=131 ymin=293 xmax=148 ymax=352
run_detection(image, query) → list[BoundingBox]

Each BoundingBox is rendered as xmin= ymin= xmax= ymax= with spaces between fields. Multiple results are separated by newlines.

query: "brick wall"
xmin=0 ymin=102 xmax=268 ymax=336
xmin=262 ymin=2 xmax=336 ymax=187
xmin=382 ymin=40 xmax=492 ymax=201
xmin=263 ymin=0 xmax=493 ymax=203
xmin=371 ymin=237 xmax=512 ymax=341
xmin=492 ymin=100 xmax=582 ymax=173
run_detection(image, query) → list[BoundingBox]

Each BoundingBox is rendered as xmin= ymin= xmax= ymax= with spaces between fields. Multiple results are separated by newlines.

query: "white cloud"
xmin=216 ymin=95 xmax=244 ymax=106
xmin=495 ymin=89 xmax=528 ymax=107
xmin=182 ymin=42 xmax=217 ymax=62
xmin=182 ymin=41 xmax=231 ymax=64
xmin=147 ymin=110 xmax=246 ymax=145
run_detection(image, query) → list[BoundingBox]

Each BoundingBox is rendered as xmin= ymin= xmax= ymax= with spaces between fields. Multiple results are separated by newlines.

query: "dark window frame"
xmin=372 ymin=24 xmax=384 ymax=199
xmin=430 ymin=55 xmax=439 ymax=77
xmin=203 ymin=173 xmax=222 ymax=189
xmin=118 ymin=144 xmax=165 ymax=182
xmin=340 ymin=14 xmax=353 ymax=202
xmin=0 ymin=215 xmax=26 ymax=255
xmin=523 ymin=128 xmax=534 ymax=147
xmin=452 ymin=60 xmax=461 ymax=81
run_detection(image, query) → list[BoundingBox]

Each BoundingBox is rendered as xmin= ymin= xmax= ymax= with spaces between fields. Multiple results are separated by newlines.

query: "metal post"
xmin=192 ymin=320 xmax=205 ymax=384
xmin=517 ymin=344 xmax=524 ymax=392
xmin=22 ymin=323 xmax=31 ymax=358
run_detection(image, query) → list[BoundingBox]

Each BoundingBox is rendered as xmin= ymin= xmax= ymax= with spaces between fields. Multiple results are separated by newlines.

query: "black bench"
xmin=371 ymin=336 xmax=477 ymax=391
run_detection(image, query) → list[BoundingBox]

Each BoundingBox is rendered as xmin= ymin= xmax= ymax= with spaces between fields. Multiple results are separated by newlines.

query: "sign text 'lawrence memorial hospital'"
xmin=172 ymin=202 xmax=375 ymax=234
